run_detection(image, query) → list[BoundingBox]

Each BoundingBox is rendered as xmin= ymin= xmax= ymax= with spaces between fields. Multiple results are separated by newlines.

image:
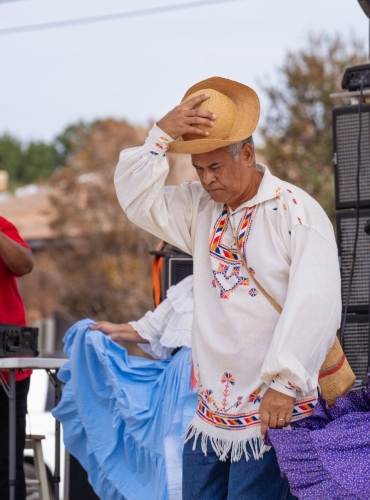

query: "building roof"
xmin=0 ymin=185 xmax=55 ymax=241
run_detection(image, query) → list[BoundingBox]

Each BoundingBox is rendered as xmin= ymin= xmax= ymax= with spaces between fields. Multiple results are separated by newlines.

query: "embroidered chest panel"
xmin=209 ymin=204 xmax=257 ymax=299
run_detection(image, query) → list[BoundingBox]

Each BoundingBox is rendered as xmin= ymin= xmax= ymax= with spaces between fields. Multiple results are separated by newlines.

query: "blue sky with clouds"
xmin=0 ymin=0 xmax=367 ymax=142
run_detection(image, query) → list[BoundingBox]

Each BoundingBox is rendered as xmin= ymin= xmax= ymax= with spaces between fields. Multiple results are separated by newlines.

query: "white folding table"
xmin=0 ymin=358 xmax=67 ymax=500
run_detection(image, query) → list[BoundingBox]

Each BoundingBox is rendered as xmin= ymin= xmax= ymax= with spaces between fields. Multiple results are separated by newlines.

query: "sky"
xmin=0 ymin=0 xmax=368 ymax=143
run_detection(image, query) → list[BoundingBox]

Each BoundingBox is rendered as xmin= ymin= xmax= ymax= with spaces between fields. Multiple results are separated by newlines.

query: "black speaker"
xmin=334 ymin=99 xmax=370 ymax=388
xmin=333 ymin=104 xmax=370 ymax=210
xmin=337 ymin=210 xmax=370 ymax=313
xmin=149 ymin=243 xmax=193 ymax=303
xmin=161 ymin=251 xmax=193 ymax=301
xmin=0 ymin=324 xmax=39 ymax=357
xmin=341 ymin=64 xmax=370 ymax=91
xmin=341 ymin=314 xmax=369 ymax=389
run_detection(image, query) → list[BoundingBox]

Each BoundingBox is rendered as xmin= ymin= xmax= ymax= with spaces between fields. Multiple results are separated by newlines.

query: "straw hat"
xmin=168 ymin=76 xmax=260 ymax=155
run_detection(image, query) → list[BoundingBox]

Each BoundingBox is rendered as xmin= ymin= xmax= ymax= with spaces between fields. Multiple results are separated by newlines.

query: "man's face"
xmin=191 ymin=144 xmax=256 ymax=208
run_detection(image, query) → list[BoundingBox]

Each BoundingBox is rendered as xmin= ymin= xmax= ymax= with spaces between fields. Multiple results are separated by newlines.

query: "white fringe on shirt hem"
xmin=184 ymin=423 xmax=271 ymax=463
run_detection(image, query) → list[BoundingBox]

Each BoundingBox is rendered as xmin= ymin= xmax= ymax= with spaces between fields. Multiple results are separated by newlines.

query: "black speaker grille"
xmin=161 ymin=253 xmax=193 ymax=301
xmin=337 ymin=210 xmax=370 ymax=312
xmin=334 ymin=105 xmax=370 ymax=209
xmin=342 ymin=315 xmax=369 ymax=389
xmin=169 ymin=258 xmax=193 ymax=287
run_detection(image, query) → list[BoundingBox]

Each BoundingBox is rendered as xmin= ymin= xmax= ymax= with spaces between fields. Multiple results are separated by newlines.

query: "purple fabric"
xmin=267 ymin=388 xmax=370 ymax=500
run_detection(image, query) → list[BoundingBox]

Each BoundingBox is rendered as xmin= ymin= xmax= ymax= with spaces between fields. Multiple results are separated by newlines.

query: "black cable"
xmin=340 ymin=70 xmax=370 ymax=347
xmin=0 ymin=0 xmax=242 ymax=36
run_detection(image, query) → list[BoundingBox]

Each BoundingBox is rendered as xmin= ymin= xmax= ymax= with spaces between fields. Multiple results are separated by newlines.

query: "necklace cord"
xmin=226 ymin=205 xmax=282 ymax=314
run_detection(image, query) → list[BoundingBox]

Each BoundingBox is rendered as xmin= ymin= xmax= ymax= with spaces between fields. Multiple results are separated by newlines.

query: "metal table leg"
xmin=9 ymin=369 xmax=16 ymax=500
xmin=8 ymin=368 xmax=16 ymax=500
xmin=47 ymin=369 xmax=61 ymax=500
xmin=0 ymin=369 xmax=16 ymax=500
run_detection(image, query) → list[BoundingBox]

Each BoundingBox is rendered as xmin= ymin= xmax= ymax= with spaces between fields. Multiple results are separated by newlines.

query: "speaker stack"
xmin=334 ymin=99 xmax=370 ymax=388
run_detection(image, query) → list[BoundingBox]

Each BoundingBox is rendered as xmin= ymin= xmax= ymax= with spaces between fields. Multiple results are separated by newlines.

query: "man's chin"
xmin=208 ymin=190 xmax=228 ymax=203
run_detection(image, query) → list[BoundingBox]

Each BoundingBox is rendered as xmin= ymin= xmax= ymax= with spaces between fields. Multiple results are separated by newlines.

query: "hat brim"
xmin=168 ymin=77 xmax=260 ymax=155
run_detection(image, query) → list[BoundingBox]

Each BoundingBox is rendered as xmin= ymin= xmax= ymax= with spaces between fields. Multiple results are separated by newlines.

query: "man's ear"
xmin=242 ymin=143 xmax=254 ymax=167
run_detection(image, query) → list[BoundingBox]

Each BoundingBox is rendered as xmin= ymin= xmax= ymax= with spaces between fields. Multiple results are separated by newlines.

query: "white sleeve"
xmin=259 ymin=225 xmax=342 ymax=397
xmin=129 ymin=275 xmax=193 ymax=360
xmin=114 ymin=125 xmax=207 ymax=255
xmin=129 ymin=301 xmax=174 ymax=360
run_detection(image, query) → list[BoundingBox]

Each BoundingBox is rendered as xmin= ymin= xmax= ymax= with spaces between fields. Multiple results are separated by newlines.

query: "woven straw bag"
xmin=227 ymin=206 xmax=356 ymax=405
xmin=318 ymin=336 xmax=355 ymax=405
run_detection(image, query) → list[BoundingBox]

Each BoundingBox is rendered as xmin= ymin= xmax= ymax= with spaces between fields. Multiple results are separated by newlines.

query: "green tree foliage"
xmin=0 ymin=134 xmax=60 ymax=187
xmin=259 ymin=33 xmax=367 ymax=220
xmin=0 ymin=117 xmax=146 ymax=188
xmin=0 ymin=135 xmax=23 ymax=187
xmin=22 ymin=142 xmax=60 ymax=183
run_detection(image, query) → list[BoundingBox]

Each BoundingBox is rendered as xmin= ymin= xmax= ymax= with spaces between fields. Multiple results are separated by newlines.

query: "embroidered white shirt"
xmin=114 ymin=125 xmax=341 ymax=461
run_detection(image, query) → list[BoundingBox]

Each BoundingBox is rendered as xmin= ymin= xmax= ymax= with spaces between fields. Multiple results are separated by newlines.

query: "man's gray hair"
xmin=226 ymin=136 xmax=261 ymax=170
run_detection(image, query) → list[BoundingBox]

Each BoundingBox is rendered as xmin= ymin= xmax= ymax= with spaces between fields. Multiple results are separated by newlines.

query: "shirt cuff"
xmin=127 ymin=319 xmax=156 ymax=341
xmin=144 ymin=124 xmax=174 ymax=155
xmin=128 ymin=320 xmax=173 ymax=360
xmin=269 ymin=374 xmax=298 ymax=398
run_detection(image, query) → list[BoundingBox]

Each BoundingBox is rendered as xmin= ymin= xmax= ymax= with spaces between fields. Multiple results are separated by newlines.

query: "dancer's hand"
xmin=89 ymin=322 xmax=149 ymax=344
xmin=157 ymin=94 xmax=216 ymax=140
xmin=259 ymin=388 xmax=295 ymax=439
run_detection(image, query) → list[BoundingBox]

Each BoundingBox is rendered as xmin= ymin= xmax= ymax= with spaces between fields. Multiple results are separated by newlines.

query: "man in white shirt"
xmin=114 ymin=77 xmax=341 ymax=500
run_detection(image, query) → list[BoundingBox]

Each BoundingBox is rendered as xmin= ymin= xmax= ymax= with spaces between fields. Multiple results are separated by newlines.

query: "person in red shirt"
xmin=0 ymin=217 xmax=33 ymax=500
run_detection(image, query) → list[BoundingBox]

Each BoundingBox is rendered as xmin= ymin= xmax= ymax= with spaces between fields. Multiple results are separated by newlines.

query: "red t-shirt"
xmin=0 ymin=217 xmax=32 ymax=382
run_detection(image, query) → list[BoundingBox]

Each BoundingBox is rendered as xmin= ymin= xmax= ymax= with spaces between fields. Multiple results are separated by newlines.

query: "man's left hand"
xmin=259 ymin=388 xmax=295 ymax=439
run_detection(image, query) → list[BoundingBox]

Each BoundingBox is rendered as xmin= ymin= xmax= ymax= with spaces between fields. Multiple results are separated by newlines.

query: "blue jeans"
xmin=183 ymin=436 xmax=297 ymax=500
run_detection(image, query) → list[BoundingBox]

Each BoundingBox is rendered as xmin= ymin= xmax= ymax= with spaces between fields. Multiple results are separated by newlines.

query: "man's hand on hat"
xmin=259 ymin=388 xmax=296 ymax=439
xmin=157 ymin=94 xmax=216 ymax=140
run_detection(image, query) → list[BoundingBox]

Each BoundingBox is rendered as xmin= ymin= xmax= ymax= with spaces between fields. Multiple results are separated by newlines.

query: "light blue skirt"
xmin=52 ymin=319 xmax=196 ymax=500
